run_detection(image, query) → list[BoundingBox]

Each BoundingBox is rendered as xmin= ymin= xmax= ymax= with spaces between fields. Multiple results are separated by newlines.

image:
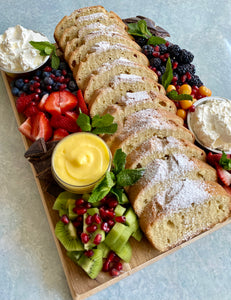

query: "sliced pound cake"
xmin=68 ymin=32 xmax=141 ymax=70
xmin=127 ymin=153 xmax=217 ymax=217
xmin=75 ymin=43 xmax=150 ymax=89
xmin=139 ymin=179 xmax=231 ymax=252
xmin=84 ymin=59 xmax=158 ymax=103
xmin=107 ymin=109 xmax=195 ymax=153
xmin=89 ymin=75 xmax=165 ymax=117
xmin=125 ymin=136 xmax=206 ymax=169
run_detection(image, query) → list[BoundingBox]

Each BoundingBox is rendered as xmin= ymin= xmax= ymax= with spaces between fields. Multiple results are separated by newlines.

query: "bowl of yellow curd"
xmin=51 ymin=132 xmax=112 ymax=194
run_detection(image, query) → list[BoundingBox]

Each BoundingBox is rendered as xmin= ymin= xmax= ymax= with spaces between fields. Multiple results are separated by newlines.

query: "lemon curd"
xmin=52 ymin=132 xmax=111 ymax=193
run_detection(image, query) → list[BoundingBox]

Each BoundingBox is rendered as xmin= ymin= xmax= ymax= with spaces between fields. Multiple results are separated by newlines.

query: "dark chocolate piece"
xmin=24 ymin=138 xmax=47 ymax=158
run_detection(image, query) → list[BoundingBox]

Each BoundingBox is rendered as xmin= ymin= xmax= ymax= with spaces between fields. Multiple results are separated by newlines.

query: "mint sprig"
xmin=161 ymin=57 xmax=173 ymax=90
xmin=77 ymin=112 xmax=118 ymax=135
xmin=147 ymin=36 xmax=166 ymax=46
xmin=167 ymin=90 xmax=193 ymax=101
xmin=29 ymin=41 xmax=60 ymax=69
xmin=219 ymin=151 xmax=231 ymax=170
xmin=88 ymin=149 xmax=145 ymax=204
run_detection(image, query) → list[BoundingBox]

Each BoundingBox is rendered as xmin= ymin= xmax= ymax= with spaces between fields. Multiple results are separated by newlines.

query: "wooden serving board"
xmin=2 ymin=70 xmax=231 ymax=300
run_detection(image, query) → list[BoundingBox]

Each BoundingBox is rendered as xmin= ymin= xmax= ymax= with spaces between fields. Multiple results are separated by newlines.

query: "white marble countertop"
xmin=1 ymin=1 xmax=231 ymax=299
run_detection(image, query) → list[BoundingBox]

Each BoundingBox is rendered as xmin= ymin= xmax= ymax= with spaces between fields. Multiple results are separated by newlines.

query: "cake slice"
xmin=84 ymin=59 xmax=158 ymax=103
xmin=89 ymin=75 xmax=165 ymax=117
xmin=68 ymin=32 xmax=141 ymax=70
xmin=75 ymin=43 xmax=150 ymax=89
xmin=125 ymin=136 xmax=206 ymax=169
xmin=139 ymin=179 xmax=231 ymax=252
xmin=127 ymin=153 xmax=217 ymax=217
xmin=107 ymin=109 xmax=195 ymax=154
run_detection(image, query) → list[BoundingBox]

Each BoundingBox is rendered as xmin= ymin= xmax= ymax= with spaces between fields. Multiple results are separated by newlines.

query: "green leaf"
xmin=219 ymin=151 xmax=231 ymax=170
xmin=147 ymin=36 xmax=166 ymax=46
xmin=161 ymin=57 xmax=173 ymax=90
xmin=116 ymin=168 xmax=145 ymax=187
xmin=29 ymin=41 xmax=55 ymax=51
xmin=88 ymin=172 xmax=116 ymax=203
xmin=44 ymin=46 xmax=53 ymax=55
xmin=91 ymin=123 xmax=117 ymax=135
xmin=51 ymin=54 xmax=60 ymax=69
xmin=138 ymin=20 xmax=152 ymax=37
xmin=92 ymin=114 xmax=114 ymax=128
xmin=128 ymin=20 xmax=152 ymax=39
xmin=113 ymin=149 xmax=126 ymax=174
xmin=167 ymin=90 xmax=193 ymax=101
xmin=77 ymin=112 xmax=91 ymax=132
xmin=110 ymin=187 xmax=124 ymax=204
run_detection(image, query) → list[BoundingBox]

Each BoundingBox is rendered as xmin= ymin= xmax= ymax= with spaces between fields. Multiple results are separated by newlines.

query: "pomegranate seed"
xmin=192 ymin=85 xmax=199 ymax=91
xmin=60 ymin=214 xmax=69 ymax=224
xmin=114 ymin=262 xmax=123 ymax=271
xmin=86 ymin=224 xmax=97 ymax=233
xmin=109 ymin=268 xmax=120 ymax=277
xmin=188 ymin=105 xmax=196 ymax=112
xmin=154 ymin=45 xmax=160 ymax=52
xmin=93 ymin=233 xmax=102 ymax=245
xmin=84 ymin=250 xmax=94 ymax=257
xmin=108 ymin=219 xmax=115 ymax=227
xmin=176 ymin=85 xmax=180 ymax=92
xmin=33 ymin=81 xmax=40 ymax=88
xmin=35 ymin=88 xmax=41 ymax=94
xmin=152 ymin=51 xmax=160 ymax=58
xmin=115 ymin=216 xmax=126 ymax=223
xmin=100 ymin=197 xmax=107 ymax=204
xmin=64 ymin=77 xmax=71 ymax=83
xmin=46 ymin=85 xmax=52 ymax=91
xmin=156 ymin=71 xmax=161 ymax=77
xmin=84 ymin=202 xmax=92 ymax=209
xmin=172 ymin=76 xmax=178 ymax=82
xmin=81 ymin=232 xmax=90 ymax=244
xmin=24 ymin=79 xmax=29 ymax=83
xmin=186 ymin=72 xmax=192 ymax=80
xmin=99 ymin=207 xmax=107 ymax=219
xmin=33 ymin=76 xmax=40 ymax=81
xmin=29 ymin=85 xmax=35 ymax=92
xmin=113 ymin=255 xmax=121 ymax=263
xmin=58 ymin=75 xmax=65 ymax=83
xmin=175 ymin=102 xmax=180 ymax=109
xmin=62 ymin=69 xmax=67 ymax=76
xmin=34 ymin=94 xmax=40 ymax=101
xmin=105 ymin=210 xmax=115 ymax=219
xmin=75 ymin=199 xmax=85 ymax=207
xmin=50 ymin=73 xmax=56 ymax=79
xmin=101 ymin=222 xmax=109 ymax=232
xmin=108 ymin=251 xmax=116 ymax=262
xmin=172 ymin=61 xmax=178 ymax=69
xmin=92 ymin=213 xmax=101 ymax=224
xmin=108 ymin=199 xmax=118 ymax=208
xmin=165 ymin=41 xmax=170 ymax=47
xmin=152 ymin=67 xmax=157 ymax=72
xmin=76 ymin=215 xmax=83 ymax=223
xmin=181 ymin=75 xmax=187 ymax=83
xmin=59 ymin=83 xmax=67 ymax=90
xmin=164 ymin=53 xmax=170 ymax=58
xmin=44 ymin=66 xmax=52 ymax=72
xmin=85 ymin=215 xmax=93 ymax=225
xmin=102 ymin=260 xmax=110 ymax=272
xmin=74 ymin=207 xmax=87 ymax=215
xmin=72 ymin=221 xmax=81 ymax=227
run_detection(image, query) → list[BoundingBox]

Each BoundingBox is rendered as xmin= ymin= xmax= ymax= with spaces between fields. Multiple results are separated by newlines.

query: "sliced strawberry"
xmin=216 ymin=163 xmax=231 ymax=186
xmin=18 ymin=117 xmax=34 ymax=141
xmin=223 ymin=185 xmax=231 ymax=196
xmin=31 ymin=112 xmax=53 ymax=141
xmin=76 ymin=89 xmax=89 ymax=115
xmin=52 ymin=128 xmax=69 ymax=141
xmin=38 ymin=93 xmax=49 ymax=111
xmin=24 ymin=102 xmax=40 ymax=117
xmin=16 ymin=93 xmax=36 ymax=113
xmin=50 ymin=114 xmax=80 ymax=132
xmin=207 ymin=152 xmax=222 ymax=168
xmin=64 ymin=111 xmax=79 ymax=121
xmin=44 ymin=92 xmax=61 ymax=115
xmin=59 ymin=90 xmax=78 ymax=113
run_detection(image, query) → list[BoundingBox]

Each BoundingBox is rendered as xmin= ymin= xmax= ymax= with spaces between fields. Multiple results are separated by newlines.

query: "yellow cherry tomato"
xmin=176 ymin=108 xmax=187 ymax=120
xmin=198 ymin=85 xmax=212 ymax=97
xmin=178 ymin=84 xmax=192 ymax=95
xmin=166 ymin=84 xmax=176 ymax=93
xmin=180 ymin=100 xmax=194 ymax=110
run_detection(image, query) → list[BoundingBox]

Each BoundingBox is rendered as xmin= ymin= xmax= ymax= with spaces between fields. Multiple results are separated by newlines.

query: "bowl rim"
xmin=187 ymin=96 xmax=231 ymax=154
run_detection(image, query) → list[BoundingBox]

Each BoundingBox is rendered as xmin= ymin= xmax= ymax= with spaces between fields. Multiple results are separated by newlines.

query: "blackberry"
xmin=159 ymin=65 xmax=166 ymax=75
xmin=134 ymin=36 xmax=147 ymax=47
xmin=188 ymin=64 xmax=195 ymax=74
xmin=150 ymin=57 xmax=161 ymax=68
xmin=188 ymin=74 xmax=203 ymax=87
xmin=142 ymin=45 xmax=153 ymax=57
xmin=158 ymin=43 xmax=167 ymax=54
xmin=177 ymin=64 xmax=193 ymax=75
xmin=168 ymin=44 xmax=181 ymax=59
xmin=178 ymin=49 xmax=194 ymax=64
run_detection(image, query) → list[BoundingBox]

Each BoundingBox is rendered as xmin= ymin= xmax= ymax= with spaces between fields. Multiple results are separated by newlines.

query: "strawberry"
xmin=64 ymin=111 xmax=79 ymax=121
xmin=18 ymin=117 xmax=34 ymax=141
xmin=223 ymin=185 xmax=231 ymax=196
xmin=24 ymin=102 xmax=40 ymax=117
xmin=50 ymin=114 xmax=80 ymax=132
xmin=216 ymin=163 xmax=231 ymax=186
xmin=76 ymin=89 xmax=89 ymax=115
xmin=59 ymin=90 xmax=78 ymax=113
xmin=44 ymin=92 xmax=61 ymax=115
xmin=206 ymin=152 xmax=222 ymax=168
xmin=16 ymin=93 xmax=36 ymax=113
xmin=31 ymin=112 xmax=53 ymax=141
xmin=38 ymin=93 xmax=49 ymax=111
xmin=52 ymin=128 xmax=69 ymax=141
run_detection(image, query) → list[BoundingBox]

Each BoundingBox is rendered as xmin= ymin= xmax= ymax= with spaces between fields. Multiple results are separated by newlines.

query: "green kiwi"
xmin=97 ymin=242 xmax=110 ymax=258
xmin=55 ymin=221 xmax=84 ymax=251
xmin=67 ymin=251 xmax=83 ymax=264
xmin=78 ymin=249 xmax=103 ymax=279
xmin=104 ymin=222 xmax=132 ymax=253
xmin=115 ymin=241 xmax=132 ymax=262
xmin=68 ymin=203 xmax=78 ymax=220
xmin=53 ymin=191 xmax=77 ymax=217
xmin=124 ymin=207 xmax=139 ymax=233
xmin=114 ymin=205 xmax=126 ymax=216
xmin=132 ymin=227 xmax=143 ymax=242
xmin=120 ymin=192 xmax=129 ymax=205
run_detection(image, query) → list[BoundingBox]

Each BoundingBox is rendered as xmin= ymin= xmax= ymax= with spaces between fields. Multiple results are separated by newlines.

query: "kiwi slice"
xmin=124 ymin=207 xmax=139 ymax=233
xmin=67 ymin=251 xmax=83 ymax=264
xmin=78 ymin=249 xmax=103 ymax=279
xmin=132 ymin=227 xmax=143 ymax=242
xmin=105 ymin=222 xmax=133 ymax=253
xmin=97 ymin=242 xmax=110 ymax=258
xmin=115 ymin=241 xmax=132 ymax=262
xmin=120 ymin=193 xmax=129 ymax=205
xmin=53 ymin=191 xmax=77 ymax=217
xmin=68 ymin=203 xmax=78 ymax=220
xmin=55 ymin=221 xmax=84 ymax=251
xmin=114 ymin=205 xmax=126 ymax=216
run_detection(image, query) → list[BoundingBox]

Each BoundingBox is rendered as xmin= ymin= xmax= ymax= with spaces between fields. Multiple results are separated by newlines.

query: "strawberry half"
xmin=76 ymin=89 xmax=89 ymax=115
xmin=50 ymin=114 xmax=80 ymax=133
xmin=18 ymin=117 xmax=34 ymax=141
xmin=38 ymin=93 xmax=49 ymax=111
xmin=16 ymin=93 xmax=36 ymax=113
xmin=206 ymin=152 xmax=222 ymax=168
xmin=216 ymin=163 xmax=231 ymax=186
xmin=52 ymin=128 xmax=69 ymax=141
xmin=44 ymin=92 xmax=61 ymax=115
xmin=44 ymin=91 xmax=78 ymax=115
xmin=64 ymin=111 xmax=79 ymax=121
xmin=31 ymin=112 xmax=53 ymax=141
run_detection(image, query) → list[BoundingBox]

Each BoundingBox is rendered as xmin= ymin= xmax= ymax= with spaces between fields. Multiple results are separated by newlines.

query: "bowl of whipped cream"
xmin=0 ymin=25 xmax=50 ymax=77
xmin=187 ymin=96 xmax=231 ymax=154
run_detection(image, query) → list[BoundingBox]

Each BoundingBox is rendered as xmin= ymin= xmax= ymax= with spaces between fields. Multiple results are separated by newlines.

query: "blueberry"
xmin=68 ymin=80 xmax=77 ymax=91
xmin=15 ymin=78 xmax=24 ymax=89
xmin=55 ymin=70 xmax=62 ymax=77
xmin=53 ymin=82 xmax=61 ymax=91
xmin=44 ymin=76 xmax=54 ymax=86
xmin=34 ymin=69 xmax=42 ymax=77
xmin=42 ymin=71 xmax=51 ymax=78
xmin=29 ymin=79 xmax=35 ymax=85
xmin=59 ymin=61 xmax=68 ymax=70
xmin=11 ymin=87 xmax=20 ymax=96
xmin=22 ymin=83 xmax=30 ymax=92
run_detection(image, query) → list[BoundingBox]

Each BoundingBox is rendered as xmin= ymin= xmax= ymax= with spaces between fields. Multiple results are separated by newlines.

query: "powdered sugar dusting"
xmin=96 ymin=58 xmax=137 ymax=73
xmin=91 ymin=42 xmax=130 ymax=53
xmin=77 ymin=13 xmax=107 ymax=23
xmin=112 ymin=74 xmax=143 ymax=85
xmin=119 ymin=91 xmax=151 ymax=105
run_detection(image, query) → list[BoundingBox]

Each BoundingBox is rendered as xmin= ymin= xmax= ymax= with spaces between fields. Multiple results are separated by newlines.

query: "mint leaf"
xmin=110 ymin=187 xmax=124 ymax=204
xmin=219 ymin=151 xmax=231 ymax=170
xmin=116 ymin=168 xmax=145 ymax=187
xmin=88 ymin=172 xmax=116 ymax=203
xmin=51 ymin=54 xmax=60 ymax=69
xmin=45 ymin=46 xmax=53 ymax=55
xmin=167 ymin=90 xmax=193 ymax=101
xmin=29 ymin=41 xmax=55 ymax=51
xmin=128 ymin=20 xmax=152 ymax=39
xmin=77 ymin=112 xmax=91 ymax=132
xmin=91 ymin=123 xmax=117 ymax=135
xmin=92 ymin=114 xmax=114 ymax=128
xmin=147 ymin=36 xmax=166 ymax=46
xmin=138 ymin=20 xmax=152 ymax=37
xmin=161 ymin=57 xmax=173 ymax=90
xmin=113 ymin=149 xmax=126 ymax=174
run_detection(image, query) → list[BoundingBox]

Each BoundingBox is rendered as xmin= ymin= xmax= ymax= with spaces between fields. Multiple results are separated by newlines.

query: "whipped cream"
xmin=0 ymin=25 xmax=49 ymax=72
xmin=191 ymin=99 xmax=231 ymax=151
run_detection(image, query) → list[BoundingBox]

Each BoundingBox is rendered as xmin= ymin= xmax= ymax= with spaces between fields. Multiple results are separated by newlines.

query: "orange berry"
xmin=180 ymin=100 xmax=194 ymax=110
xmin=176 ymin=108 xmax=187 ymax=120
xmin=198 ymin=85 xmax=212 ymax=97
xmin=178 ymin=84 xmax=192 ymax=95
xmin=166 ymin=84 xmax=176 ymax=93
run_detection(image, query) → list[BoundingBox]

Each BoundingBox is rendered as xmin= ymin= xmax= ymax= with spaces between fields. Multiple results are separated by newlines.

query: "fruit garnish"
xmin=207 ymin=152 xmax=223 ymax=168
xmin=52 ymin=128 xmax=69 ymax=141
xmin=76 ymin=89 xmax=89 ymax=115
xmin=18 ymin=117 xmax=33 ymax=140
xmin=50 ymin=114 xmax=80 ymax=132
xmin=31 ymin=112 xmax=52 ymax=141
xmin=216 ymin=163 xmax=231 ymax=186
xmin=16 ymin=93 xmax=36 ymax=113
